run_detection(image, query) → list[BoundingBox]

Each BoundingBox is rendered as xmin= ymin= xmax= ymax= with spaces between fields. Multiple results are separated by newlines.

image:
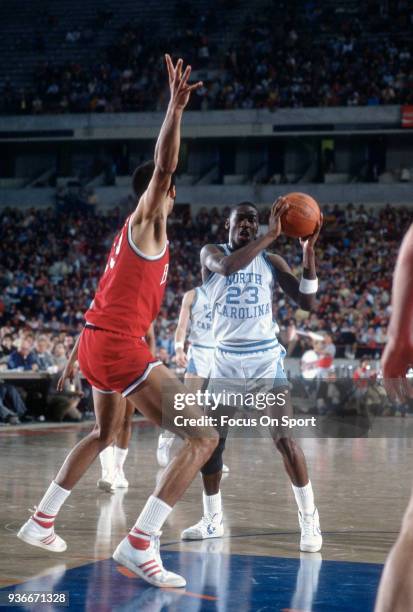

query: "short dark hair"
xmin=229 ymin=201 xmax=259 ymax=217
xmin=131 ymin=160 xmax=176 ymax=199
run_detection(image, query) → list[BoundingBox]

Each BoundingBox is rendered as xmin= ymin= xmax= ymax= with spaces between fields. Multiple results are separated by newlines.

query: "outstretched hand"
xmin=165 ymin=54 xmax=203 ymax=111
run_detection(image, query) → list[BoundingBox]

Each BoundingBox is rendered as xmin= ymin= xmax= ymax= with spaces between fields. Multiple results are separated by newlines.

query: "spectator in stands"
xmin=0 ymin=382 xmax=30 ymax=424
xmin=34 ymin=336 xmax=56 ymax=371
xmin=53 ymin=342 xmax=68 ymax=372
xmin=7 ymin=340 xmax=39 ymax=371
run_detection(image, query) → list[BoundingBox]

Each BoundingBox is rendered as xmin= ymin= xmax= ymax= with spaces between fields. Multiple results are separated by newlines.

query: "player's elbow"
xmin=155 ymin=160 xmax=177 ymax=177
xmin=220 ymin=259 xmax=235 ymax=276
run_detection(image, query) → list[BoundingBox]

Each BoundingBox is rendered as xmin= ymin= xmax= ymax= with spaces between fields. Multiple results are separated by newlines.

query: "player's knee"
xmin=274 ymin=436 xmax=298 ymax=459
xmin=201 ymin=435 xmax=225 ymax=475
xmin=188 ymin=430 xmax=219 ymax=464
xmin=94 ymin=425 xmax=116 ymax=448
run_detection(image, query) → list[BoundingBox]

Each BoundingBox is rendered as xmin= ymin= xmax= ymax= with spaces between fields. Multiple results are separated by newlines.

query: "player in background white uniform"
xmin=157 ymin=287 xmax=229 ymax=473
xmin=181 ymin=200 xmax=323 ymax=553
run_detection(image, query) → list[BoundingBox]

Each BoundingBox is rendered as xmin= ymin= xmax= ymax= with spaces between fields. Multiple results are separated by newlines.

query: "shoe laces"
xmin=301 ymin=512 xmax=315 ymax=536
xmin=150 ymin=532 xmax=164 ymax=569
xmin=200 ymin=512 xmax=218 ymax=528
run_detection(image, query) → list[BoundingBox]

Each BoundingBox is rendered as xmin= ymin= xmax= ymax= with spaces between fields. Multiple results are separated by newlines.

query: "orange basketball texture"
xmin=280 ymin=192 xmax=321 ymax=238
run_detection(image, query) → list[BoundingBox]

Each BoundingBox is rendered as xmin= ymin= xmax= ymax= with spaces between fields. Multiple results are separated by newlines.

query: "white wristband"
xmin=175 ymin=341 xmax=184 ymax=350
xmin=299 ymin=277 xmax=318 ymax=294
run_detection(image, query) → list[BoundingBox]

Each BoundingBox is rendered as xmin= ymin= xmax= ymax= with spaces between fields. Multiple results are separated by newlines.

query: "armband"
xmin=299 ymin=277 xmax=318 ymax=294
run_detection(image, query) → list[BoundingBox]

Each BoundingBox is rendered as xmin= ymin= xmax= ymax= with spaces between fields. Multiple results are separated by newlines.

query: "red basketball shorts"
xmin=78 ymin=325 xmax=162 ymax=396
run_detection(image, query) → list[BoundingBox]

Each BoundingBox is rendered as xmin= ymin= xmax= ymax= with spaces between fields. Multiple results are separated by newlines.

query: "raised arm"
xmin=267 ymin=216 xmax=322 ymax=311
xmin=131 ymin=55 xmax=202 ymax=255
xmin=174 ymin=289 xmax=195 ymax=368
xmin=201 ymin=199 xmax=289 ymax=280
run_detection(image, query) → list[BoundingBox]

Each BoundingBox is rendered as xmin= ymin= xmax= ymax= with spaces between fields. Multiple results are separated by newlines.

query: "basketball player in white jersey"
xmin=157 ymin=288 xmax=229 ymax=472
xmin=181 ymin=200 xmax=323 ymax=553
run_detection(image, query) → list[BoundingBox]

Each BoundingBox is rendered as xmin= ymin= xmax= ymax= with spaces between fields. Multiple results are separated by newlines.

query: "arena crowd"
xmin=2 ymin=1 xmax=413 ymax=114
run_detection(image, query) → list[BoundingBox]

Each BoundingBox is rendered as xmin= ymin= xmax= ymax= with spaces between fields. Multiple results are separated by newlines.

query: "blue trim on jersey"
xmin=203 ymin=271 xmax=216 ymax=288
xmin=262 ymin=252 xmax=278 ymax=285
xmin=220 ymin=338 xmax=276 ymax=348
xmin=218 ymin=342 xmax=279 ymax=355
xmin=192 ymin=343 xmax=215 ymax=349
xmin=191 ymin=287 xmax=199 ymax=311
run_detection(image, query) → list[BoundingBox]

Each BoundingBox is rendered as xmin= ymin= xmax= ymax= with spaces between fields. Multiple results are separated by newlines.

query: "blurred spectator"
xmin=0 ymin=382 xmax=29 ymax=424
xmin=7 ymin=340 xmax=39 ymax=371
xmin=34 ymin=336 xmax=56 ymax=371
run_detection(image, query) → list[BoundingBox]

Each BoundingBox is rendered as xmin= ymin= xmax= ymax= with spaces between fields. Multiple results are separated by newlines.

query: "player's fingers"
xmin=179 ymin=65 xmax=192 ymax=88
xmin=272 ymin=196 xmax=288 ymax=214
xmin=185 ymin=80 xmax=204 ymax=92
xmin=165 ymin=54 xmax=173 ymax=81
xmin=173 ymin=59 xmax=183 ymax=87
xmin=274 ymin=202 xmax=289 ymax=218
xmin=177 ymin=58 xmax=183 ymax=81
xmin=57 ymin=377 xmax=63 ymax=391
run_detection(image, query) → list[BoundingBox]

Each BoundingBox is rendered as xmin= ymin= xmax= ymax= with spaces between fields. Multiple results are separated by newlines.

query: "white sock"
xmin=99 ymin=445 xmax=114 ymax=474
xmin=114 ymin=446 xmax=128 ymax=471
xmin=203 ymin=491 xmax=222 ymax=516
xmin=292 ymin=481 xmax=315 ymax=515
xmin=36 ymin=481 xmax=71 ymax=517
xmin=134 ymin=495 xmax=172 ymax=535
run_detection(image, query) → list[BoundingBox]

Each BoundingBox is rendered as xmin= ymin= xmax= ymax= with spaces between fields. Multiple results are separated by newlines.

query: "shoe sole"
xmin=113 ymin=482 xmax=129 ymax=489
xmin=97 ymin=479 xmax=114 ymax=493
xmin=112 ymin=546 xmax=186 ymax=588
xmin=181 ymin=528 xmax=224 ymax=541
xmin=17 ymin=529 xmax=67 ymax=553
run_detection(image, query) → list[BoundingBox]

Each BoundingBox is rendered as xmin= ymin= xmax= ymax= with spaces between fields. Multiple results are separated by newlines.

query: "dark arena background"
xmin=1 ymin=1 xmax=413 ymax=611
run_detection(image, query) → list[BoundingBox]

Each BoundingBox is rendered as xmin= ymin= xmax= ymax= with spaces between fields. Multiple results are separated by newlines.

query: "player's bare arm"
xmin=131 ymin=55 xmax=203 ymax=255
xmin=381 ymin=223 xmax=413 ymax=401
xmin=267 ymin=216 xmax=322 ymax=311
xmin=200 ymin=199 xmax=289 ymax=281
xmin=57 ymin=333 xmax=81 ymax=391
xmin=174 ymin=289 xmax=195 ymax=368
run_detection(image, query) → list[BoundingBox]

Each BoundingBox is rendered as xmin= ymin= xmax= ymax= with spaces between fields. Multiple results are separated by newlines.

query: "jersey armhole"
xmin=262 ymin=252 xmax=278 ymax=284
xmin=127 ymin=217 xmax=168 ymax=261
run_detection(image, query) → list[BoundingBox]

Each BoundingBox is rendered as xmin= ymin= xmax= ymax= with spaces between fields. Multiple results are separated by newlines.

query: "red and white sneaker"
xmin=17 ymin=512 xmax=67 ymax=553
xmin=113 ymin=529 xmax=186 ymax=588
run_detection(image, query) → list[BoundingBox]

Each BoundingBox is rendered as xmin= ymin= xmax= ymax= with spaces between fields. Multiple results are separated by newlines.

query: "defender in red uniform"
xmin=17 ymin=55 xmax=218 ymax=589
xmin=79 ymin=213 xmax=169 ymax=395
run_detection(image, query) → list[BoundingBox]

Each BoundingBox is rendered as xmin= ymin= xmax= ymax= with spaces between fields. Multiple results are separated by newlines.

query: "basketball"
xmin=280 ymin=192 xmax=321 ymax=238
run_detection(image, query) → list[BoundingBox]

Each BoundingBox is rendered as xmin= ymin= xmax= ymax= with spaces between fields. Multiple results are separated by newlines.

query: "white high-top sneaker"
xmin=97 ymin=469 xmax=115 ymax=492
xmin=112 ymin=468 xmax=129 ymax=489
xmin=156 ymin=433 xmax=175 ymax=468
xmin=298 ymin=507 xmax=322 ymax=552
xmin=113 ymin=533 xmax=186 ymax=588
xmin=181 ymin=512 xmax=224 ymax=541
xmin=17 ymin=517 xmax=67 ymax=553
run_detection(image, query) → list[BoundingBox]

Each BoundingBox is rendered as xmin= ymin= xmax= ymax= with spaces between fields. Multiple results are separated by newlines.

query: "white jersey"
xmin=187 ymin=286 xmax=214 ymax=348
xmin=203 ymin=244 xmax=280 ymax=353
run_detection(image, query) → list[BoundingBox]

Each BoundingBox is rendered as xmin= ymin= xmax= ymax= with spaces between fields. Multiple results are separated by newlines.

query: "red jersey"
xmin=85 ymin=216 xmax=169 ymax=338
